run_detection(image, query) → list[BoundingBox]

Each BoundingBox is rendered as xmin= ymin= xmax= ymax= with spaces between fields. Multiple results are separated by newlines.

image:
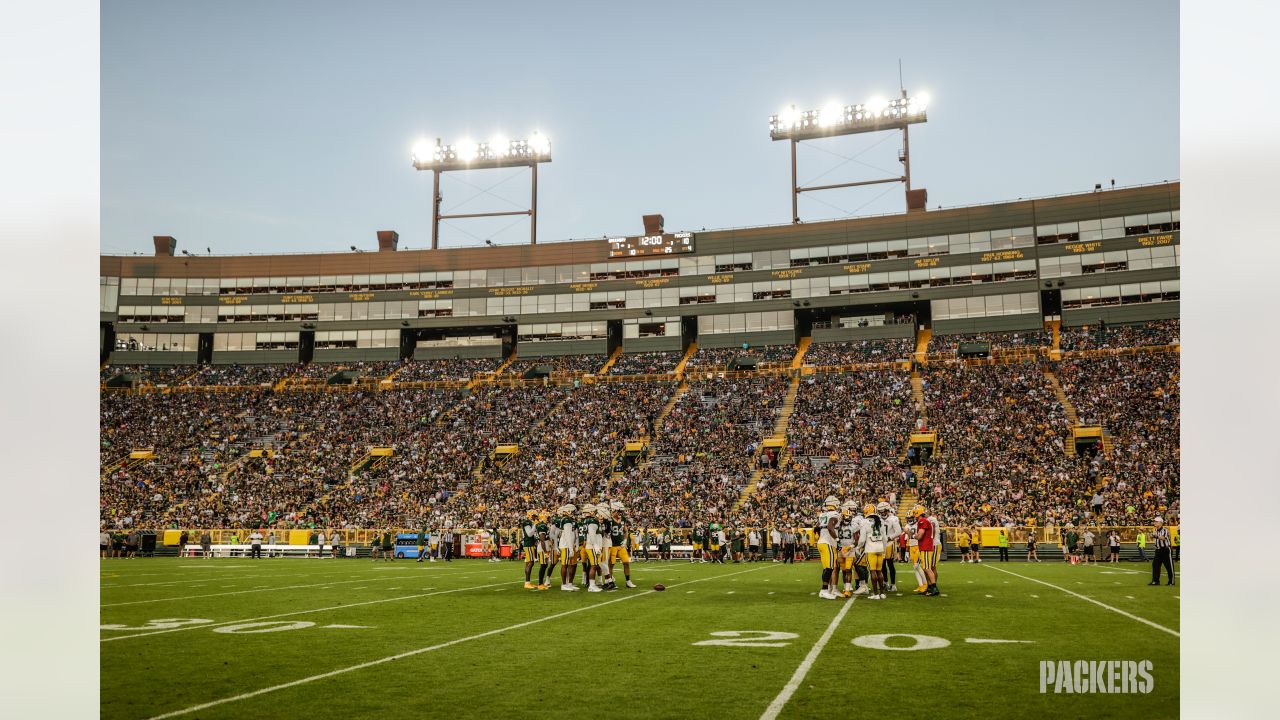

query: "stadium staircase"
xmin=1100 ymin=429 xmax=1114 ymax=454
xmin=1047 ymin=319 xmax=1062 ymax=359
xmin=733 ymin=374 xmax=801 ymax=511
xmin=672 ymin=341 xmax=698 ymax=379
xmin=272 ymin=367 xmax=299 ymax=392
xmin=381 ymin=362 xmax=409 ymax=382
xmin=789 ymin=336 xmax=811 ymax=369
xmin=606 ymin=380 xmax=689 ymax=485
xmin=596 ymin=346 xmax=623 ymax=375
xmin=897 ymin=487 xmax=918 ymax=521
xmin=1043 ymin=369 xmax=1080 ymax=456
xmin=176 ymin=367 xmax=201 ymax=385
xmin=914 ymin=327 xmax=932 ymax=365
xmin=100 ymin=453 xmax=146 ymax=477
xmin=471 ymin=391 xmax=573 ymax=481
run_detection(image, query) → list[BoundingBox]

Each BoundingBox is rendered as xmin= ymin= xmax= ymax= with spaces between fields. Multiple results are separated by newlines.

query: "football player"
xmin=879 ymin=502 xmax=901 ymax=592
xmin=691 ymin=523 xmax=706 ymax=563
xmin=595 ymin=502 xmax=614 ymax=590
xmin=520 ymin=509 xmax=540 ymax=589
xmin=556 ymin=504 xmax=579 ymax=591
xmin=607 ymin=501 xmax=637 ymax=588
xmin=838 ymin=500 xmax=861 ymax=598
xmin=906 ymin=515 xmax=924 ymax=592
xmin=817 ymin=496 xmax=842 ymax=600
xmin=913 ymin=505 xmax=939 ymax=596
xmin=583 ymin=505 xmax=606 ymax=592
xmin=576 ymin=504 xmax=594 ymax=588
xmin=534 ymin=511 xmax=552 ymax=590
xmin=861 ymin=504 xmax=888 ymax=599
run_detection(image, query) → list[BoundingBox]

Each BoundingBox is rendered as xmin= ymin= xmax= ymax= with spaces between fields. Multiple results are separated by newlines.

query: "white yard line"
xmin=759 ymin=597 xmax=854 ymax=720
xmin=139 ymin=565 xmax=771 ymax=719
xmin=101 ymin=573 xmax=429 ymax=607
xmin=101 ymin=581 xmax=506 ymax=642
xmin=982 ymin=564 xmax=1179 ymax=637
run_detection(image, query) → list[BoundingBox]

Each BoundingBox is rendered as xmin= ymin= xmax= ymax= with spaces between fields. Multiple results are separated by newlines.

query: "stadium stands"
xmin=802 ymin=338 xmax=914 ymax=366
xmin=99 ymin=316 xmax=1180 ymax=536
xmin=608 ymin=350 xmax=683 ymax=376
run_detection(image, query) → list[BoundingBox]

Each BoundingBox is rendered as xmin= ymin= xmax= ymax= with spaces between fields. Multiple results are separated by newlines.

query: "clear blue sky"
xmin=101 ymin=0 xmax=1178 ymax=255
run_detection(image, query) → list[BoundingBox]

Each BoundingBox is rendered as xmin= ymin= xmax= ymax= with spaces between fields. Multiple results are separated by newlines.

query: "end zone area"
xmin=101 ymin=559 xmax=1179 ymax=719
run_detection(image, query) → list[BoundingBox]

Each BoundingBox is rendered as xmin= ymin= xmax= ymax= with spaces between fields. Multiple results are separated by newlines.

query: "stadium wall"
xmin=622 ymin=336 xmax=683 ymax=353
xmin=517 ymin=340 xmax=607 ymax=358
xmin=1063 ymin=301 xmax=1180 ymax=327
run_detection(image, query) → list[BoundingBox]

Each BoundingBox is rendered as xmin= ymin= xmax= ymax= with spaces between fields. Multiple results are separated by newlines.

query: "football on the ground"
xmin=653 ymin=583 xmax=665 ymax=591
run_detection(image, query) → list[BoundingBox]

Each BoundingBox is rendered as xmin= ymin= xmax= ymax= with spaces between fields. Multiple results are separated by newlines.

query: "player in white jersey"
xmin=879 ymin=502 xmax=902 ymax=592
xmin=837 ymin=500 xmax=861 ymax=598
xmin=906 ymin=516 xmax=925 ymax=592
xmin=859 ymin=504 xmax=889 ymax=599
xmin=555 ymin=504 xmax=580 ymax=591
xmin=927 ymin=511 xmax=942 ymax=590
xmin=583 ymin=506 xmax=605 ymax=592
xmin=816 ymin=496 xmax=843 ymax=600
xmin=593 ymin=505 xmax=613 ymax=591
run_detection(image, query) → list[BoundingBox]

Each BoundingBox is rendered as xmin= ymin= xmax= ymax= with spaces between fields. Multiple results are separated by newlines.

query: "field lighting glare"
xmin=411 ymin=138 xmax=434 ymax=164
xmin=528 ymin=131 xmax=550 ymax=156
xmin=820 ymin=102 xmax=842 ymax=127
xmin=410 ymin=128 xmax=553 ymax=248
xmin=769 ymin=93 xmax=928 ymax=140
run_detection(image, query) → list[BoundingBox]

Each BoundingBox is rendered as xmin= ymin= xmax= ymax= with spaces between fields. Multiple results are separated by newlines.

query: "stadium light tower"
xmin=770 ymin=90 xmax=927 ymax=223
xmin=411 ymin=132 xmax=551 ymax=248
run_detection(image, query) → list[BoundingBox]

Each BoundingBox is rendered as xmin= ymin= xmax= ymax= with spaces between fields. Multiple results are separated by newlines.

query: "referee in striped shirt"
xmin=1148 ymin=517 xmax=1175 ymax=586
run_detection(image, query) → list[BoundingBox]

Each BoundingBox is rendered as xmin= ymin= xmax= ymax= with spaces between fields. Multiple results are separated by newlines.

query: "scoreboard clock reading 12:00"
xmin=607 ymin=232 xmax=695 ymax=258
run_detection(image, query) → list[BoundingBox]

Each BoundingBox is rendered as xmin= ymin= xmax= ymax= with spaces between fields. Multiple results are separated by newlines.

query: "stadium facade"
xmin=99 ymin=182 xmax=1178 ymax=367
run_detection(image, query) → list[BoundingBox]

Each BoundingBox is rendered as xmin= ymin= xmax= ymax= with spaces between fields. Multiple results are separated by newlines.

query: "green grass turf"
xmin=101 ymin=557 xmax=1179 ymax=719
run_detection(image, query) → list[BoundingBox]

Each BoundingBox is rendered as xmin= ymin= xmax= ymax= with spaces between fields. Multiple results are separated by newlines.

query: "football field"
xmin=101 ymin=557 xmax=1179 ymax=719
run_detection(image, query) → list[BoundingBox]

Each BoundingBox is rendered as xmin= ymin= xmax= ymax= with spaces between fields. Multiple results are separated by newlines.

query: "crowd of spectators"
xmin=686 ymin=345 xmax=796 ymax=369
xmin=930 ymin=330 xmax=1049 ymax=354
xmin=787 ymin=371 xmax=914 ymax=463
xmin=293 ymin=360 xmax=405 ymax=381
xmin=505 ymin=355 xmax=606 ymax=376
xmin=1060 ymin=319 xmax=1180 ymax=351
xmin=101 ymin=365 xmax=194 ymax=386
xmin=1055 ymin=353 xmax=1180 ymax=526
xmin=180 ymin=364 xmax=298 ymax=387
xmin=395 ymin=357 xmax=499 ymax=382
xmin=100 ymin=339 xmax=1179 ymax=536
xmin=915 ymin=361 xmax=1074 ymax=527
xmin=461 ymin=382 xmax=674 ymax=525
xmin=608 ymin=350 xmax=683 ymax=376
xmin=741 ymin=460 xmax=902 ymax=528
xmin=803 ymin=338 xmax=914 ymax=366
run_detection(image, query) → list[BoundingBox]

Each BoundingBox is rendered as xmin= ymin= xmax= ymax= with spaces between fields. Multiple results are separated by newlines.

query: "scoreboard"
xmin=607 ymin=232 xmax=695 ymax=258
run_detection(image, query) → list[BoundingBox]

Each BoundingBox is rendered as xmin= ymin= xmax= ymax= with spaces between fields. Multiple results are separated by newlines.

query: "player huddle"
xmin=517 ymin=500 xmax=638 ymax=592
xmin=815 ymin=497 xmax=942 ymax=600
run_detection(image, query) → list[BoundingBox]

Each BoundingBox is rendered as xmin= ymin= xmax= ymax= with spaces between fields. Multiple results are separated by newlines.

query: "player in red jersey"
xmin=912 ymin=505 xmax=940 ymax=596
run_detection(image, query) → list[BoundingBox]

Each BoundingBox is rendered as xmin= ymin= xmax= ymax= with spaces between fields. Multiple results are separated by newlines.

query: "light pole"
xmin=411 ymin=132 xmax=552 ymax=248
xmin=769 ymin=91 xmax=928 ymax=223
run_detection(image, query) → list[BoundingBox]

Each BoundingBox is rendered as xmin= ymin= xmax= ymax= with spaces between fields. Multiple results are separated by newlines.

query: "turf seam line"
xmin=139 ymin=565 xmax=772 ymax=719
xmin=981 ymin=564 xmax=1179 ymax=637
xmin=759 ymin=596 xmax=854 ymax=720
xmin=100 ymin=581 xmax=507 ymax=642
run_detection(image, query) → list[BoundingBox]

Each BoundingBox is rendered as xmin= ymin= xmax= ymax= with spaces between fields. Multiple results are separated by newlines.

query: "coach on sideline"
xmin=1148 ymin=517 xmax=1174 ymax=586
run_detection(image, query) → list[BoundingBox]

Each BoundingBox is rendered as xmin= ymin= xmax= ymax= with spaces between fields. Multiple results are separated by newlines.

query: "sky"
xmin=100 ymin=0 xmax=1178 ymax=255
